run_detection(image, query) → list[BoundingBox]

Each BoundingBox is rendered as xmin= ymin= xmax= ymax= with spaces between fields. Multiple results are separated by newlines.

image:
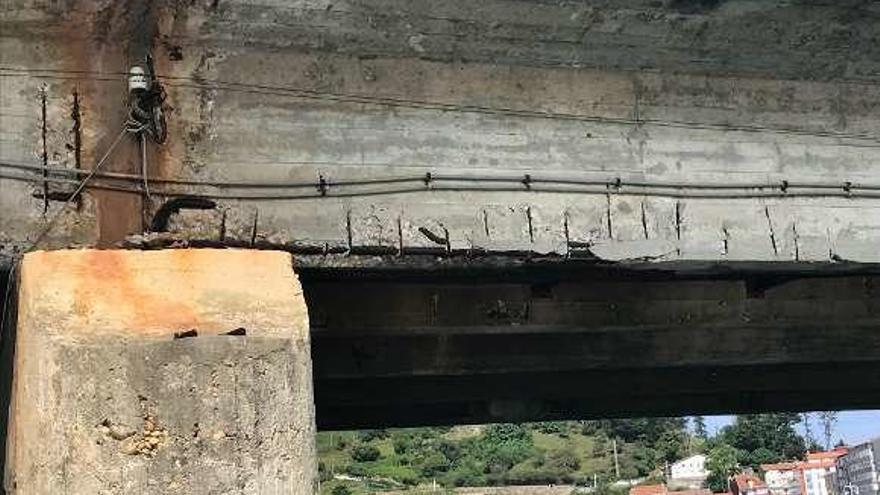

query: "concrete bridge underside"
xmin=3 ymin=0 xmax=880 ymax=491
xmin=303 ymin=262 xmax=880 ymax=428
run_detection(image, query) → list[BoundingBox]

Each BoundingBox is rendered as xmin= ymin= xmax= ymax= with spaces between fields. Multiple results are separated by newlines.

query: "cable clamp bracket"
xmin=316 ymin=175 xmax=329 ymax=197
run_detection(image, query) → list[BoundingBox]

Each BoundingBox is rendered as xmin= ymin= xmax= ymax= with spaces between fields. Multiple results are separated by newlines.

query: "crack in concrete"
xmin=563 ymin=209 xmax=571 ymax=258
xmin=722 ymin=227 xmax=730 ymax=256
xmin=526 ymin=206 xmax=534 ymax=243
xmin=605 ymin=193 xmax=613 ymax=240
xmin=764 ymin=206 xmax=778 ymax=256
xmin=249 ymin=209 xmax=259 ymax=246
xmin=674 ymin=201 xmax=683 ymax=256
xmin=346 ymin=209 xmax=353 ymax=252
xmin=40 ymin=86 xmax=48 ymax=214
xmin=70 ymin=89 xmax=82 ymax=210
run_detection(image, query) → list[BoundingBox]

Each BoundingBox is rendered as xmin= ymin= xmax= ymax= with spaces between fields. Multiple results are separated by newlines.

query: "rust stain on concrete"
xmin=19 ymin=248 xmax=309 ymax=339
xmin=54 ymin=0 xmax=169 ymax=245
xmin=76 ymin=249 xmax=201 ymax=332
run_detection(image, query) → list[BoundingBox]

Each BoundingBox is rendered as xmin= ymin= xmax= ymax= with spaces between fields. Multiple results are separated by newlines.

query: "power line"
xmin=3 ymin=67 xmax=880 ymax=146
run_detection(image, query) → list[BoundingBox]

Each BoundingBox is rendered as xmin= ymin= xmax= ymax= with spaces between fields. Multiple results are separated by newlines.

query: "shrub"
xmin=392 ymin=433 xmax=415 ymax=455
xmin=547 ymin=448 xmax=581 ymax=472
xmin=351 ymin=444 xmax=381 ymax=462
xmin=318 ymin=462 xmax=333 ymax=483
xmin=505 ymin=465 xmax=562 ymax=485
xmin=358 ymin=429 xmax=388 ymax=442
xmin=439 ymin=440 xmax=462 ymax=462
xmin=331 ymin=485 xmax=352 ymax=495
xmin=420 ymin=452 xmax=451 ymax=477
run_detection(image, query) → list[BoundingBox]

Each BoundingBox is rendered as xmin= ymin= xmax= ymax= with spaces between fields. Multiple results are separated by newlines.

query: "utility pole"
xmin=613 ymin=438 xmax=621 ymax=479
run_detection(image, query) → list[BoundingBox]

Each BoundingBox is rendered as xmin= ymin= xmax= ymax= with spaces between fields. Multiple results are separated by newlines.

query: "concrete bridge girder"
xmin=2 ymin=1 xmax=880 ymax=264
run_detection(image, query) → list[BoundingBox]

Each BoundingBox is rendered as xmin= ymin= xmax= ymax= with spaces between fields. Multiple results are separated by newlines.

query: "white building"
xmin=670 ymin=455 xmax=709 ymax=489
xmin=837 ymin=439 xmax=880 ymax=495
xmin=763 ymin=462 xmax=803 ymax=495
xmin=802 ymin=449 xmax=848 ymax=495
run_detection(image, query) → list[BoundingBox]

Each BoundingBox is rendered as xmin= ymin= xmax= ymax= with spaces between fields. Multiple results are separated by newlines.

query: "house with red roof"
xmin=801 ymin=449 xmax=848 ymax=495
xmin=761 ymin=449 xmax=849 ymax=495
xmin=631 ymin=484 xmax=669 ymax=495
xmin=731 ymin=473 xmax=771 ymax=495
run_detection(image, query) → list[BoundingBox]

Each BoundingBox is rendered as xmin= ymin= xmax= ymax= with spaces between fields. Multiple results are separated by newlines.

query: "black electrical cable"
xmin=4 ymin=66 xmax=880 ymax=146
xmin=0 ymin=160 xmax=424 ymax=189
xmin=4 ymin=160 xmax=880 ymax=192
xmin=4 ymin=168 xmax=880 ymax=200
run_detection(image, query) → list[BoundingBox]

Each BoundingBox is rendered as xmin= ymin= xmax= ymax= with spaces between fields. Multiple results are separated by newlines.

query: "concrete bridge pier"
xmin=4 ymin=249 xmax=316 ymax=494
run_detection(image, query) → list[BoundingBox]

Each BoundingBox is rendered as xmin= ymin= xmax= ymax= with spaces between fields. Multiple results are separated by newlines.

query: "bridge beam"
xmin=304 ymin=265 xmax=880 ymax=428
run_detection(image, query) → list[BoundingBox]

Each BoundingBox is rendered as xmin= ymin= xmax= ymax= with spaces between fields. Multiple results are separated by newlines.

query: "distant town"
xmin=317 ymin=416 xmax=879 ymax=495
xmin=636 ymin=437 xmax=880 ymax=495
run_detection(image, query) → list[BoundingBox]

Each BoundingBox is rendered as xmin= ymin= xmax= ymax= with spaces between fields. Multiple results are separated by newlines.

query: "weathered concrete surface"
xmin=304 ymin=265 xmax=880 ymax=428
xmin=4 ymin=1 xmax=880 ymax=265
xmin=7 ymin=249 xmax=316 ymax=494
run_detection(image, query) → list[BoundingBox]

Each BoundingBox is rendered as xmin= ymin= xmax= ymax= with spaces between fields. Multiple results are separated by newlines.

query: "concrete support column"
xmin=6 ymin=249 xmax=316 ymax=494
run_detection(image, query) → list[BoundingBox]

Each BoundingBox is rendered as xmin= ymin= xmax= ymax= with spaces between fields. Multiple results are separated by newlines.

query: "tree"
xmin=721 ymin=414 xmax=806 ymax=469
xmin=657 ymin=428 xmax=687 ymax=464
xmin=476 ymin=424 xmax=536 ymax=474
xmin=749 ymin=447 xmax=777 ymax=466
xmin=816 ymin=412 xmax=839 ymax=450
xmin=706 ymin=443 xmax=740 ymax=492
xmin=606 ymin=418 xmax=687 ymax=446
xmin=534 ymin=421 xmax=571 ymax=435
xmin=802 ymin=413 xmax=817 ymax=449
xmin=628 ymin=442 xmax=659 ymax=478
xmin=693 ymin=416 xmax=708 ymax=439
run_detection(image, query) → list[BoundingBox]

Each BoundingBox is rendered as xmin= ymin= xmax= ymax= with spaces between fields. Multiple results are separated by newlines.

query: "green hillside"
xmin=318 ymin=414 xmax=811 ymax=495
xmin=317 ymin=420 xmax=687 ymax=494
